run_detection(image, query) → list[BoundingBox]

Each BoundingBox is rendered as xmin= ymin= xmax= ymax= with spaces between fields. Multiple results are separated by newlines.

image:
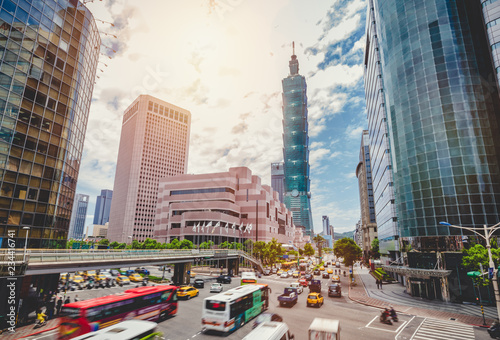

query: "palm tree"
xmin=313 ymin=234 xmax=326 ymax=259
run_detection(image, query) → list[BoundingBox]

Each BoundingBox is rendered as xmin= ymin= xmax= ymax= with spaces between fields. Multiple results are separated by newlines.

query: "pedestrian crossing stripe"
xmin=411 ymin=318 xmax=475 ymax=340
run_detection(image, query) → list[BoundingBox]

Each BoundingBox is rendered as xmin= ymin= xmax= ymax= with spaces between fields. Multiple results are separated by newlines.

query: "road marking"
xmin=409 ymin=318 xmax=475 ymax=340
xmin=365 ymin=314 xmax=409 ymax=333
xmin=395 ymin=315 xmax=415 ymax=340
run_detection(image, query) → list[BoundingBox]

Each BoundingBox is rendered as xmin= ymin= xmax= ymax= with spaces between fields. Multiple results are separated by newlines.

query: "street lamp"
xmin=439 ymin=221 xmax=500 ymax=321
xmin=22 ymin=226 xmax=30 ymax=263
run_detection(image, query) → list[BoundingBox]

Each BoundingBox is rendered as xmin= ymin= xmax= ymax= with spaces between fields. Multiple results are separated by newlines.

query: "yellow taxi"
xmin=306 ymin=292 xmax=324 ymax=308
xmin=60 ymin=273 xmax=72 ymax=282
xmin=96 ymin=274 xmax=107 ymax=283
xmin=292 ymin=271 xmax=300 ymax=278
xmin=190 ymin=272 xmax=196 ymax=278
xmin=128 ymin=273 xmax=143 ymax=282
xmin=177 ymin=286 xmax=199 ymax=299
xmin=84 ymin=270 xmax=96 ymax=278
xmin=116 ymin=275 xmax=130 ymax=285
xmin=319 ymin=266 xmax=325 ymax=271
xmin=277 ymin=269 xmax=284 ymax=276
xmin=72 ymin=275 xmax=84 ymax=284
xmin=327 ymin=268 xmax=333 ymax=274
xmin=331 ymin=275 xmax=341 ymax=283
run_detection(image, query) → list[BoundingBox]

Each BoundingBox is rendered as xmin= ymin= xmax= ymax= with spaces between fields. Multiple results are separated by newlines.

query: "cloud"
xmin=345 ymin=125 xmax=364 ymax=140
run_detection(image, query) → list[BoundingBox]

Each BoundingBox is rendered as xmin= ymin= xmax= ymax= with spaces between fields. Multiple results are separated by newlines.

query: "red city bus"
xmin=59 ymin=285 xmax=178 ymax=339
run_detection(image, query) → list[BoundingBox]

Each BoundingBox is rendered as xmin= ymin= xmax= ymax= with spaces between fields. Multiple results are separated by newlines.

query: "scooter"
xmin=389 ymin=308 xmax=398 ymax=322
xmin=380 ymin=310 xmax=392 ymax=325
xmin=488 ymin=321 xmax=500 ymax=339
xmin=34 ymin=315 xmax=47 ymax=329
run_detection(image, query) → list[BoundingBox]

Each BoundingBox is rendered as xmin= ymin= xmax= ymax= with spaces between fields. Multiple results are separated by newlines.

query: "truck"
xmin=308 ymin=318 xmax=340 ymax=340
xmin=309 ymin=279 xmax=321 ymax=293
xmin=288 ymin=282 xmax=303 ymax=294
xmin=278 ymin=287 xmax=298 ymax=307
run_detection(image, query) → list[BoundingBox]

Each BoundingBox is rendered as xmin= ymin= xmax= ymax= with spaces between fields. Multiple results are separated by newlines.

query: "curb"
xmin=14 ymin=324 xmax=59 ymax=340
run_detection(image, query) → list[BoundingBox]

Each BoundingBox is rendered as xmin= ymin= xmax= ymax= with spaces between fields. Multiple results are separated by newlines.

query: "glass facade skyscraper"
xmin=68 ymin=193 xmax=88 ymax=239
xmin=282 ymin=50 xmax=313 ymax=235
xmin=93 ymin=189 xmax=112 ymax=225
xmin=271 ymin=162 xmax=284 ymax=203
xmin=0 ymin=0 xmax=100 ymax=248
xmin=369 ymin=0 xmax=500 ymax=246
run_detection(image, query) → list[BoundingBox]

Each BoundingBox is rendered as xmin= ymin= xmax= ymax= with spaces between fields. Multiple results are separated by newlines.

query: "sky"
xmin=77 ymin=0 xmax=368 ymax=235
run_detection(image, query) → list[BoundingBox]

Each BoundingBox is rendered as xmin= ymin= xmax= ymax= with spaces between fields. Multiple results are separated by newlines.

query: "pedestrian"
xmin=380 ymin=279 xmax=383 ymax=290
xmin=376 ymin=279 xmax=380 ymax=289
xmin=56 ymin=297 xmax=63 ymax=315
xmin=64 ymin=296 xmax=71 ymax=305
xmin=47 ymin=297 xmax=55 ymax=320
xmin=74 ymin=295 xmax=79 ymax=302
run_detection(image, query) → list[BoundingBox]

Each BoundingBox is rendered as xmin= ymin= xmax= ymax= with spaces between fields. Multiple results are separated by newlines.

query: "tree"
xmin=131 ymin=239 xmax=143 ymax=249
xmin=199 ymin=240 xmax=214 ymax=249
xmin=334 ymin=237 xmax=362 ymax=267
xmin=143 ymin=238 xmax=158 ymax=249
xmin=304 ymin=243 xmax=315 ymax=256
xmin=109 ymin=241 xmax=120 ymax=249
xmin=98 ymin=238 xmax=109 ymax=246
xmin=167 ymin=238 xmax=180 ymax=249
xmin=370 ymin=238 xmax=380 ymax=259
xmin=462 ymin=244 xmax=500 ymax=286
xmin=243 ymin=239 xmax=254 ymax=253
xmin=179 ymin=239 xmax=193 ymax=249
xmin=253 ymin=241 xmax=267 ymax=263
xmin=313 ymin=235 xmax=326 ymax=258
xmin=220 ymin=241 xmax=230 ymax=249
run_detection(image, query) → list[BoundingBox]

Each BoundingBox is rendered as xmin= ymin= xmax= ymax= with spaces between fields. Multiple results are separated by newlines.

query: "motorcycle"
xmin=86 ymin=281 xmax=95 ymax=290
xmin=379 ymin=310 xmax=392 ymax=325
xmin=488 ymin=321 xmax=500 ymax=339
xmin=389 ymin=308 xmax=398 ymax=322
xmin=34 ymin=314 xmax=47 ymax=329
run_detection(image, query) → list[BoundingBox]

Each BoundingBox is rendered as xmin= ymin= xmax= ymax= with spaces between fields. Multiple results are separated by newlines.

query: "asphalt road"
xmin=28 ymin=262 xmax=492 ymax=340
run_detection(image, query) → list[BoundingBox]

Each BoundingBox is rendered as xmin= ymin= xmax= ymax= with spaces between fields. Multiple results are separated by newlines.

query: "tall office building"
xmin=108 ymin=95 xmax=191 ymax=243
xmin=322 ymin=215 xmax=330 ymax=236
xmin=356 ymin=130 xmax=378 ymax=258
xmin=481 ymin=1 xmax=500 ymax=94
xmin=364 ymin=3 xmax=399 ymax=261
xmin=271 ymin=162 xmax=285 ymax=203
xmin=68 ymin=193 xmax=89 ymax=239
xmin=281 ymin=46 xmax=313 ymax=236
xmin=93 ymin=189 xmax=112 ymax=225
xmin=0 ymin=0 xmax=100 ymax=248
xmin=366 ymin=0 xmax=500 ymax=301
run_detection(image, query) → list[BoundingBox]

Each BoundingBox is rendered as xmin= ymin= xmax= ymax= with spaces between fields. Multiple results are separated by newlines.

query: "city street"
xmin=21 ymin=264 xmax=492 ymax=340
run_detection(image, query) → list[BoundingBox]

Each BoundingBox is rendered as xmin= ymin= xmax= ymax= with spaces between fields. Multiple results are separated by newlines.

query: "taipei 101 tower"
xmin=282 ymin=43 xmax=314 ymax=236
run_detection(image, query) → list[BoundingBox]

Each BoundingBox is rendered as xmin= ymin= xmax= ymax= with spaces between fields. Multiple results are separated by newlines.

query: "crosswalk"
xmin=411 ymin=318 xmax=475 ymax=340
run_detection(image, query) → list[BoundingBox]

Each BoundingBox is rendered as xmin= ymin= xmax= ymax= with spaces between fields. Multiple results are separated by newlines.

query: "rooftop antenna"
xmin=292 ymin=41 xmax=295 ymax=56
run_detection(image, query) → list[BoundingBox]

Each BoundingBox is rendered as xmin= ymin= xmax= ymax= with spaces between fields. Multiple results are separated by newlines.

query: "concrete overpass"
xmin=0 ymin=248 xmax=264 ymax=285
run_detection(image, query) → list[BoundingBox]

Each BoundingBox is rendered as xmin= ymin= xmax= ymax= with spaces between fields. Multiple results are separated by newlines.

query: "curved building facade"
xmin=372 ymin=0 xmax=500 ymax=243
xmin=0 ymin=0 xmax=100 ymax=248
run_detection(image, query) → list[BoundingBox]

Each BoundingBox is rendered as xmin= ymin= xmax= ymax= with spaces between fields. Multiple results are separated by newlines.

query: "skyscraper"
xmin=271 ymin=162 xmax=285 ymax=203
xmin=322 ymin=215 xmax=330 ymax=236
xmin=282 ymin=45 xmax=313 ymax=236
xmin=0 ymin=0 xmax=100 ymax=248
xmin=108 ymin=95 xmax=191 ymax=243
xmin=93 ymin=189 xmax=112 ymax=225
xmin=481 ymin=1 xmax=500 ymax=94
xmin=365 ymin=0 xmax=500 ymax=301
xmin=68 ymin=194 xmax=89 ymax=240
xmin=356 ymin=130 xmax=377 ymax=257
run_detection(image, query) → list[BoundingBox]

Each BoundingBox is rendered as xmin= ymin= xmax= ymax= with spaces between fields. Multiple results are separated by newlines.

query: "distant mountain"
xmin=334 ymin=231 xmax=354 ymax=240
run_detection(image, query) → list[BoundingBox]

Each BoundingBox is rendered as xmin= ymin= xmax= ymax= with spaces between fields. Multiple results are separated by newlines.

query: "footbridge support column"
xmin=172 ymin=262 xmax=191 ymax=286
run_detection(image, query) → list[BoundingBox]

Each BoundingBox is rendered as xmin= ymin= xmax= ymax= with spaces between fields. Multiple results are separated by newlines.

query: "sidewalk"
xmin=349 ymin=266 xmax=495 ymax=327
xmin=2 ymin=318 xmax=59 ymax=340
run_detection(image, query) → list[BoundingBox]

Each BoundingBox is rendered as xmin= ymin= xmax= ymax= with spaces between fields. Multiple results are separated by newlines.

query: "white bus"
xmin=201 ymin=284 xmax=270 ymax=333
xmin=241 ymin=272 xmax=258 ymax=285
xmin=71 ymin=320 xmax=161 ymax=340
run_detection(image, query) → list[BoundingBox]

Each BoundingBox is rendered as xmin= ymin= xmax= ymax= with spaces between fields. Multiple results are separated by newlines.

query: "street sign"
xmin=283 ymin=255 xmax=289 ymax=259
xmin=467 ymin=271 xmax=481 ymax=278
xmin=187 ymin=271 xmax=190 ymax=275
xmin=489 ymin=267 xmax=494 ymax=279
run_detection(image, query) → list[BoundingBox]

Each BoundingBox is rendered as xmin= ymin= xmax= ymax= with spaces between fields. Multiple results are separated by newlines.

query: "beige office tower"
xmin=107 ymin=95 xmax=191 ymax=243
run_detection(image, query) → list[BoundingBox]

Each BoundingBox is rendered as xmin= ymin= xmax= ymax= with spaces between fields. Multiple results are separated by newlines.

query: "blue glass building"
xmin=68 ymin=193 xmax=88 ymax=239
xmin=282 ymin=51 xmax=313 ymax=236
xmin=0 ymin=0 xmax=100 ymax=248
xmin=93 ymin=189 xmax=112 ymax=225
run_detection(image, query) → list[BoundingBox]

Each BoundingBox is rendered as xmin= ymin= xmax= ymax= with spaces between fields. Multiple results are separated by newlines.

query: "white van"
xmin=243 ymin=321 xmax=294 ymax=340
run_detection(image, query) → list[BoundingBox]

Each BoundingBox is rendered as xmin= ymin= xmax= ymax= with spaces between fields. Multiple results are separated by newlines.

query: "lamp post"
xmin=22 ymin=226 xmax=30 ymax=263
xmin=439 ymin=221 xmax=500 ymax=322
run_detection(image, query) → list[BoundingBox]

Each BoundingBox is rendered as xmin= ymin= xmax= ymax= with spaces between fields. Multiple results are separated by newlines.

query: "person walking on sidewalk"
xmin=376 ymin=278 xmax=380 ymax=289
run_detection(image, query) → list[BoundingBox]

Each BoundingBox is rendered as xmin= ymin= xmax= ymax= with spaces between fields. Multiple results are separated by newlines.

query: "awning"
xmin=382 ymin=265 xmax=452 ymax=279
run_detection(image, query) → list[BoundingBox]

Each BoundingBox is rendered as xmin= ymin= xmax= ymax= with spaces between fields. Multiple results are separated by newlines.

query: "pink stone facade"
xmin=108 ymin=95 xmax=191 ymax=243
xmin=154 ymin=167 xmax=302 ymax=246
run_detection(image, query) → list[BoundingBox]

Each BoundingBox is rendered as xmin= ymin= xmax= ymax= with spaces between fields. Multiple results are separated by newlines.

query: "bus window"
xmin=205 ymin=301 xmax=226 ymax=311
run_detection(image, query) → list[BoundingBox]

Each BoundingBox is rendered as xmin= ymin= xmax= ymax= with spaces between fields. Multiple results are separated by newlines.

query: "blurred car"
xmin=124 ymin=269 xmax=135 ymax=277
xmin=190 ymin=272 xmax=196 ymax=278
xmin=300 ymin=271 xmax=306 ymax=276
xmin=84 ymin=270 xmax=96 ymax=278
xmin=263 ymin=269 xmax=271 ymax=276
xmin=327 ymin=268 xmax=333 ymax=274
xmin=60 ymin=273 xmax=69 ymax=282
xmin=216 ymin=275 xmax=232 ymax=284
xmin=307 ymin=292 xmax=324 ymax=308
xmin=193 ymin=279 xmax=205 ymax=288
xmin=298 ymin=278 xmax=308 ymax=287
xmin=322 ymin=272 xmax=330 ymax=279
xmin=331 ymin=275 xmax=341 ymax=283
xmin=271 ymin=268 xmax=277 ymax=274
xmin=252 ymin=313 xmax=283 ymax=329
xmin=109 ymin=269 xmax=120 ymax=277
xmin=116 ymin=275 xmax=130 ymax=285
xmin=135 ymin=267 xmax=150 ymax=275
xmin=72 ymin=275 xmax=84 ymax=284
xmin=277 ymin=270 xmax=284 ymax=276
xmin=177 ymin=286 xmax=199 ymax=299
xmin=292 ymin=271 xmax=300 ymax=278
xmin=96 ymin=274 xmax=107 ymax=283
xmin=304 ymin=273 xmax=313 ymax=281
xmin=280 ymin=272 xmax=289 ymax=278
xmin=287 ymin=270 xmax=294 ymax=276
xmin=210 ymin=283 xmax=223 ymax=293
xmin=128 ymin=273 xmax=143 ymax=282
xmin=313 ymin=269 xmax=321 ymax=276
xmin=319 ymin=266 xmax=325 ymax=271
xmin=328 ymin=283 xmax=342 ymax=297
